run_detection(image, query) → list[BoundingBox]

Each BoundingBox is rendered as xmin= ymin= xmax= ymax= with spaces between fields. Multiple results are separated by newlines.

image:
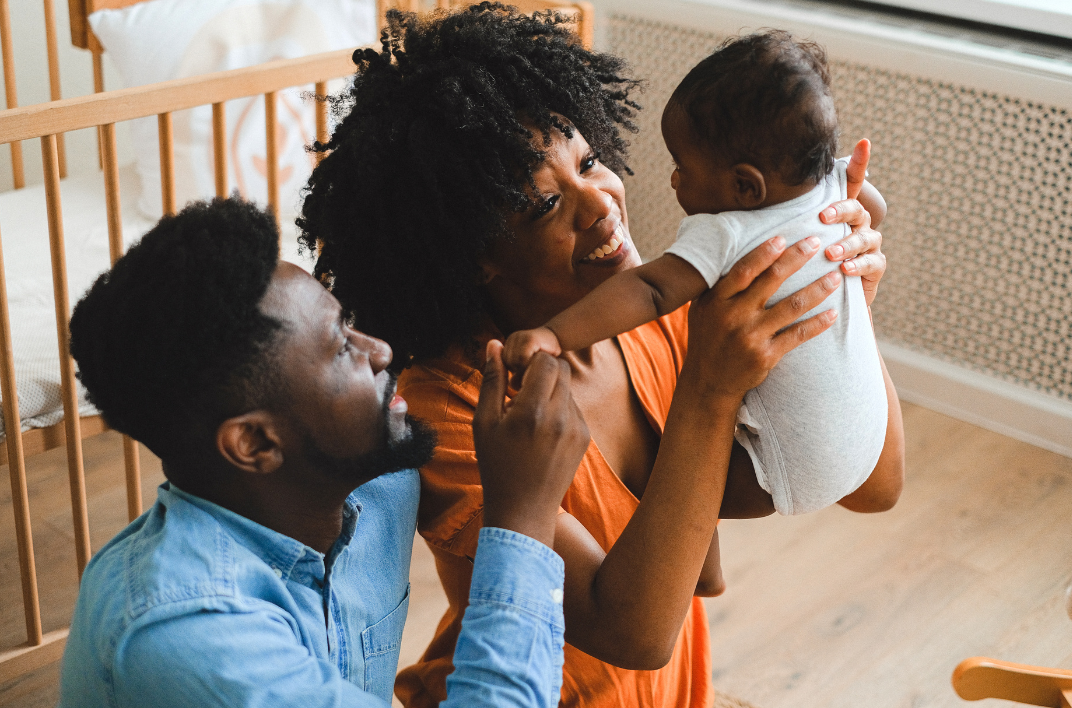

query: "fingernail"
xmin=804 ymin=236 xmax=820 ymax=252
xmin=828 ymin=244 xmax=844 ymax=259
xmin=821 ymin=207 xmax=836 ymax=221
xmin=842 ymin=260 xmax=857 ymax=274
xmin=770 ymin=236 xmax=785 ymax=251
xmin=824 ymin=271 xmax=841 ymax=288
xmin=823 ymin=309 xmax=838 ymax=322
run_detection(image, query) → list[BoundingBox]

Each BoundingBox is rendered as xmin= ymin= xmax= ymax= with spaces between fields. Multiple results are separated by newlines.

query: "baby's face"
xmin=661 ymin=105 xmax=740 ymax=216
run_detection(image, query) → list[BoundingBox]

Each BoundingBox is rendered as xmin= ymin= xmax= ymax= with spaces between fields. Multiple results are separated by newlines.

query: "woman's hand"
xmin=685 ymin=235 xmax=844 ymax=401
xmin=820 ymin=201 xmax=886 ymax=306
xmin=822 ymin=138 xmax=888 ymax=307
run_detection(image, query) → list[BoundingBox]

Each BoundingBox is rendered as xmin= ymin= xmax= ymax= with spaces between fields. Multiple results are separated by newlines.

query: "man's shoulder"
xmin=76 ymin=493 xmax=243 ymax=628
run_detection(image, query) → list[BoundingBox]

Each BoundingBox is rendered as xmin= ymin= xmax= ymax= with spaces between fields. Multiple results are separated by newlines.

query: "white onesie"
xmin=664 ymin=159 xmax=887 ymax=515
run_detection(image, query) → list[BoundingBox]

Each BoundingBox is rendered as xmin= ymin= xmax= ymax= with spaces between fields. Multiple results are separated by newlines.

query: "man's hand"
xmin=502 ymin=326 xmax=563 ymax=372
xmin=474 ymin=340 xmax=590 ymax=548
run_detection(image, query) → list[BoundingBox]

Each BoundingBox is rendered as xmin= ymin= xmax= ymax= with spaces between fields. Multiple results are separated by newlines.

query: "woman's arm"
xmin=553 ymin=235 xmax=845 ymax=669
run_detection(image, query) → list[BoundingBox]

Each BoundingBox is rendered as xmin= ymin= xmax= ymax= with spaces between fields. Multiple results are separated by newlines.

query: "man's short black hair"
xmin=298 ymin=2 xmax=640 ymax=367
xmin=668 ymin=29 xmax=839 ymax=186
xmin=69 ymin=197 xmax=283 ymax=473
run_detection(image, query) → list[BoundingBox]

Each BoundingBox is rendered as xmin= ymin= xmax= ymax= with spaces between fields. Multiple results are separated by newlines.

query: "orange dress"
xmin=395 ymin=305 xmax=713 ymax=708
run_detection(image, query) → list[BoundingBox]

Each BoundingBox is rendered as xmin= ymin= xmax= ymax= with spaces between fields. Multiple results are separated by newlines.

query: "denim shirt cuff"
xmin=470 ymin=527 xmax=566 ymax=628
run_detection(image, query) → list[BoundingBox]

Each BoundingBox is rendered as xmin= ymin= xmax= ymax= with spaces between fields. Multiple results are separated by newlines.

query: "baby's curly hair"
xmin=69 ymin=197 xmax=283 ymax=474
xmin=669 ymin=30 xmax=838 ymax=186
xmin=298 ymin=2 xmax=640 ymax=366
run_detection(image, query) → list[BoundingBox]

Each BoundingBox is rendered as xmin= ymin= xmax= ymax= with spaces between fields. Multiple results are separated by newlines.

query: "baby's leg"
xmin=837 ymin=459 xmax=903 ymax=512
xmin=719 ymin=442 xmax=776 ymax=519
xmin=695 ymin=526 xmax=726 ymax=597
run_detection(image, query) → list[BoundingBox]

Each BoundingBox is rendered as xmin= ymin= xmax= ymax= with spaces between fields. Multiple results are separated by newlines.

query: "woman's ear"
xmin=216 ymin=411 xmax=285 ymax=475
xmin=731 ymin=164 xmax=767 ymax=208
xmin=477 ymin=257 xmax=500 ymax=285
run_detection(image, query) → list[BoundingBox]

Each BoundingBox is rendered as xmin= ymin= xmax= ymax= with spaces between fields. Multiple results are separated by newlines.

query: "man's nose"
xmin=358 ymin=332 xmax=393 ymax=373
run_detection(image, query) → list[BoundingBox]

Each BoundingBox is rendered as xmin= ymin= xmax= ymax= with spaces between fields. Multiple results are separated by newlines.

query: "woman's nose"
xmin=576 ymin=182 xmax=614 ymax=230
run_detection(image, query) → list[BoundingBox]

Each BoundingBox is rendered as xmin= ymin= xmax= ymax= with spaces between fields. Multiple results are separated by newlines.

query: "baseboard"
xmin=879 ymin=341 xmax=1072 ymax=458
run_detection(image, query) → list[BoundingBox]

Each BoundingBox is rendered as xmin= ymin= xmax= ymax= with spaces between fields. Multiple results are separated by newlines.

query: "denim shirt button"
xmin=272 ymin=567 xmax=283 ymax=579
xmin=550 ymin=588 xmax=563 ymax=604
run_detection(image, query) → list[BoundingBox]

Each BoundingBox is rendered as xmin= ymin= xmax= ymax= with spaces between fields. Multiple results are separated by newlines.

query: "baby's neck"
xmin=756 ymin=177 xmax=820 ymax=209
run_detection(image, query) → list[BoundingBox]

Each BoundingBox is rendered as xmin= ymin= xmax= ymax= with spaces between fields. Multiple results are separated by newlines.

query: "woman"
xmin=298 ymin=6 xmax=904 ymax=707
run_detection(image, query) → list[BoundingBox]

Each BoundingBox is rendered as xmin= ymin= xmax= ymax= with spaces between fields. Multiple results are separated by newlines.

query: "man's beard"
xmin=302 ymin=375 xmax=437 ymax=483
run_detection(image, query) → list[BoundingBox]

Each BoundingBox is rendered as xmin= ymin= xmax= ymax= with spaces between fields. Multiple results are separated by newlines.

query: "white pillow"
xmin=89 ymin=0 xmax=376 ymax=222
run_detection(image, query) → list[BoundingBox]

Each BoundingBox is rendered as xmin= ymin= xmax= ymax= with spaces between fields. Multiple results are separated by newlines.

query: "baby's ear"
xmin=731 ymin=164 xmax=766 ymax=208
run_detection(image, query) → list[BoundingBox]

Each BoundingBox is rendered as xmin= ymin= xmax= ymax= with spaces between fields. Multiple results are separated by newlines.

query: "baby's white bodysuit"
xmin=664 ymin=159 xmax=887 ymax=515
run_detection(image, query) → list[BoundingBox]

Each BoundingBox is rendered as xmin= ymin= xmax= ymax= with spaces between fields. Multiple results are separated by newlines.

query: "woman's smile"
xmin=580 ymin=222 xmax=630 ymax=264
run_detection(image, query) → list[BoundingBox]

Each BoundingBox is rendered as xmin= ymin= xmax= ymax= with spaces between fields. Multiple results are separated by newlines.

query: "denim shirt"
xmin=59 ymin=471 xmax=565 ymax=708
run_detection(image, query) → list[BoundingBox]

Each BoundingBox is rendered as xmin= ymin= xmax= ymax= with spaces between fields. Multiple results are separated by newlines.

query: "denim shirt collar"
xmin=162 ymin=482 xmax=361 ymax=585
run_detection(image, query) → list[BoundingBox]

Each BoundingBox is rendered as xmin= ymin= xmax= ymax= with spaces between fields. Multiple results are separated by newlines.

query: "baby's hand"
xmin=502 ymin=327 xmax=563 ymax=372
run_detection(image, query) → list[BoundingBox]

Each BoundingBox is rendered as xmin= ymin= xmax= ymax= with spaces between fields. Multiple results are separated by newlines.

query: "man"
xmin=59 ymin=197 xmax=589 ymax=707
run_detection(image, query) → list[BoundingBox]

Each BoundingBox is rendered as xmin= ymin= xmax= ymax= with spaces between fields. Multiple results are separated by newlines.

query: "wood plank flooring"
xmin=2 ymin=402 xmax=1070 ymax=707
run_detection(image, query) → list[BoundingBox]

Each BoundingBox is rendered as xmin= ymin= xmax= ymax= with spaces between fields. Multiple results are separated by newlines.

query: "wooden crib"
xmin=0 ymin=0 xmax=593 ymax=686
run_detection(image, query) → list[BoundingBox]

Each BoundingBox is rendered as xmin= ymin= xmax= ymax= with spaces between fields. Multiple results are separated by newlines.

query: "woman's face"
xmin=485 ymin=126 xmax=642 ymax=332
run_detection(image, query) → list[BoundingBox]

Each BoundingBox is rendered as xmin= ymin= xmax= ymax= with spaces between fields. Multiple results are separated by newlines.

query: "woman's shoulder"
xmin=400 ymin=347 xmax=485 ymax=415
xmin=619 ymin=303 xmax=689 ymax=364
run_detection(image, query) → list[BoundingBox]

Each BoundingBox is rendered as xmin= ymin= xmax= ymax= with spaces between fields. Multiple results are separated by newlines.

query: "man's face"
xmin=259 ymin=263 xmax=433 ymax=483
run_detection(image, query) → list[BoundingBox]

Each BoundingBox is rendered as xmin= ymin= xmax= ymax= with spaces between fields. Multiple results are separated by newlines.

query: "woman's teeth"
xmin=584 ymin=229 xmax=625 ymax=261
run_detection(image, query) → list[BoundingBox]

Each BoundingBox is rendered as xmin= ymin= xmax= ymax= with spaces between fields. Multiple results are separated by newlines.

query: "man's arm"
xmin=439 ymin=342 xmax=588 ymax=707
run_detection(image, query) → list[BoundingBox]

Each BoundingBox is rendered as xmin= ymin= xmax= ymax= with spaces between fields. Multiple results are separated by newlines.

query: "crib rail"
xmin=0 ymin=47 xmax=351 ymax=684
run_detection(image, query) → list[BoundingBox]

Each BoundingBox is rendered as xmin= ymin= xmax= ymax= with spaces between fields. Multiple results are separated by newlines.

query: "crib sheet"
xmin=0 ymin=165 xmax=153 ymax=440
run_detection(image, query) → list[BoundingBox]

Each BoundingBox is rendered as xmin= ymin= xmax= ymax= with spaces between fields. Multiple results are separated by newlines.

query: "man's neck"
xmin=178 ymin=468 xmax=351 ymax=555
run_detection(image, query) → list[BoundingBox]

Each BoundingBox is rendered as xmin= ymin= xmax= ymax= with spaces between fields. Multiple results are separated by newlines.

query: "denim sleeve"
xmin=111 ymin=603 xmax=390 ymax=708
xmin=442 ymin=527 xmax=566 ymax=708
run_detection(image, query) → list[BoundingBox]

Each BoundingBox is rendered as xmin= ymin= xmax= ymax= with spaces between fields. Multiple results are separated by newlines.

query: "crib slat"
xmin=101 ymin=123 xmax=143 ymax=521
xmin=92 ymin=50 xmax=105 ymax=170
xmin=0 ymin=223 xmax=43 ymax=646
xmin=0 ymin=0 xmax=24 ymax=189
xmin=42 ymin=0 xmax=67 ymax=178
xmin=42 ymin=134 xmax=92 ymax=578
xmin=314 ymin=82 xmax=329 ymax=165
xmin=213 ymin=102 xmax=227 ymax=198
xmin=158 ymin=113 xmax=176 ymax=216
xmin=264 ymin=92 xmax=279 ymax=224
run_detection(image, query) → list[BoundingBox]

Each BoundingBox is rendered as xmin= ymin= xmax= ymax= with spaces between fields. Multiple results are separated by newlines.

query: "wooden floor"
xmin=2 ymin=402 xmax=1070 ymax=707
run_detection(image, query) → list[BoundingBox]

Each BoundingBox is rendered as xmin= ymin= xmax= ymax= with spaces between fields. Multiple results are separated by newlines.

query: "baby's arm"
xmin=502 ymin=255 xmax=709 ymax=370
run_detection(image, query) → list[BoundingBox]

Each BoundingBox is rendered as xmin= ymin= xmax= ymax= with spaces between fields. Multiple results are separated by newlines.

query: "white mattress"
xmin=0 ymin=165 xmax=312 ymax=442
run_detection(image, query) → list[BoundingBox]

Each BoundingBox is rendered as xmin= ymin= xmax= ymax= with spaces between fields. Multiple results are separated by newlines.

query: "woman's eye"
xmin=534 ymin=195 xmax=559 ymax=218
xmin=581 ymin=150 xmax=601 ymax=172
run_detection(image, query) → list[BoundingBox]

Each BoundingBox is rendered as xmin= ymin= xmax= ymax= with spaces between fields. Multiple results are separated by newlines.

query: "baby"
xmin=504 ymin=31 xmax=892 ymax=516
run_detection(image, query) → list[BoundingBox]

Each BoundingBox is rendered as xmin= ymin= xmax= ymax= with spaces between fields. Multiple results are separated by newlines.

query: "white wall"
xmin=0 ymin=0 xmax=132 ymax=192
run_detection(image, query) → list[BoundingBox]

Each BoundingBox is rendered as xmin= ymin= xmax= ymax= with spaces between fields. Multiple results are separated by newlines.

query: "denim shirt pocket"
xmin=360 ymin=583 xmax=410 ymax=700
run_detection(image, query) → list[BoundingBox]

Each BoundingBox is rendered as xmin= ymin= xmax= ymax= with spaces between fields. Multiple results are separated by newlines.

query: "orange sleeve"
xmin=399 ymin=357 xmax=486 ymax=560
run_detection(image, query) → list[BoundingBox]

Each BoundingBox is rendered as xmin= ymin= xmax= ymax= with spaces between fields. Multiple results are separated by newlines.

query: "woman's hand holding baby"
xmin=820 ymin=200 xmax=886 ymax=306
xmin=503 ymin=326 xmax=563 ymax=372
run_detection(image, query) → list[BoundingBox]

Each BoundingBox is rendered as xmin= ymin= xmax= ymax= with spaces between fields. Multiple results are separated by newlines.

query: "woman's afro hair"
xmin=69 ymin=197 xmax=283 ymax=468
xmin=298 ymin=2 xmax=640 ymax=366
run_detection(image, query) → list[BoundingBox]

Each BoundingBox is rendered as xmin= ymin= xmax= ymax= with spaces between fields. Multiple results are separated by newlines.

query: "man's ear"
xmin=216 ymin=411 xmax=285 ymax=475
xmin=731 ymin=164 xmax=766 ymax=208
